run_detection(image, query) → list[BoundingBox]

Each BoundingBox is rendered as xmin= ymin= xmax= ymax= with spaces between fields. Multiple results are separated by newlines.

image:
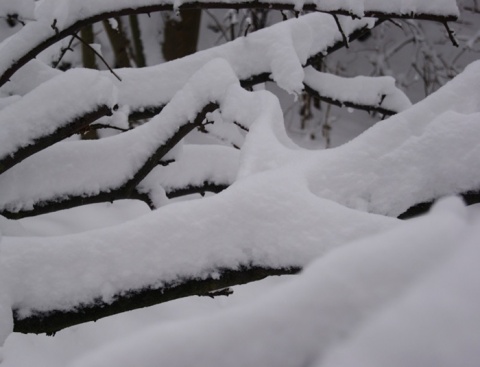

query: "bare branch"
xmin=332 ymin=14 xmax=349 ymax=48
xmin=71 ymin=33 xmax=122 ymax=81
xmin=443 ymin=22 xmax=460 ymax=47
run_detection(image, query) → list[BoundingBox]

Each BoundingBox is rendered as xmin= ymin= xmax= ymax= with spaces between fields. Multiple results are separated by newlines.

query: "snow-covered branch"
xmin=14 ymin=265 xmax=300 ymax=335
xmin=0 ymin=0 xmax=459 ymax=88
xmin=0 ymin=69 xmax=116 ymax=175
xmin=0 ymin=60 xmax=239 ymax=218
xmin=303 ymin=66 xmax=412 ymax=115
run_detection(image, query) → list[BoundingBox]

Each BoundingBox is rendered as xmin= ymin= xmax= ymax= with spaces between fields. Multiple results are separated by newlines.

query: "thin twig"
xmin=204 ymin=9 xmax=229 ymax=43
xmin=443 ymin=22 xmax=459 ymax=47
xmin=72 ymin=33 xmax=123 ymax=81
xmin=52 ymin=34 xmax=76 ymax=68
xmin=332 ymin=14 xmax=349 ymax=48
xmin=386 ymin=18 xmax=403 ymax=29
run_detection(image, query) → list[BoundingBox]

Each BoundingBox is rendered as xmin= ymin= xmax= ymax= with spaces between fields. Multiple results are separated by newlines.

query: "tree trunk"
xmin=162 ymin=10 xmax=201 ymax=61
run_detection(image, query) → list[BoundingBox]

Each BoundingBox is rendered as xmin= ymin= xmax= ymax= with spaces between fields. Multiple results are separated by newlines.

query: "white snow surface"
xmin=238 ymin=60 xmax=480 ymax=216
xmin=68 ymin=197 xmax=479 ymax=367
xmin=0 ymin=68 xmax=116 ymax=162
xmin=0 ymin=59 xmax=240 ymax=212
xmin=0 ymin=1 xmax=476 ymax=364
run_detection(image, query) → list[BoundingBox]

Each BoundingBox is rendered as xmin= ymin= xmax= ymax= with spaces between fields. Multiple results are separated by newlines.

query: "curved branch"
xmin=0 ymin=2 xmax=458 ymax=87
xmin=0 ymin=103 xmax=219 ymax=219
xmin=13 ymin=265 xmax=300 ymax=335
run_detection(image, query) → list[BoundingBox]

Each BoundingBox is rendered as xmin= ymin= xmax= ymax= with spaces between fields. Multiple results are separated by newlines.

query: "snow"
xmin=68 ymin=197 xmax=477 ymax=367
xmin=137 ymin=144 xmax=241 ymax=206
xmin=318 ymin=207 xmax=480 ymax=367
xmin=0 ymin=59 xmax=240 ymax=213
xmin=0 ymin=169 xmax=396 ymax=318
xmin=236 ymin=60 xmax=480 ymax=217
xmin=109 ymin=14 xmax=374 ymax=112
xmin=303 ymin=66 xmax=412 ymax=112
xmin=0 ymin=0 xmax=477 ymax=365
xmin=0 ymin=68 xmax=116 ymax=164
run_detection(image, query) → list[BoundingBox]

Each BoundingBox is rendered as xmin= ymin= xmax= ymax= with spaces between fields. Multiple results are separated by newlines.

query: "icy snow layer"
xmin=68 ymin=197 xmax=479 ymax=367
xmin=0 ymin=68 xmax=116 ymax=164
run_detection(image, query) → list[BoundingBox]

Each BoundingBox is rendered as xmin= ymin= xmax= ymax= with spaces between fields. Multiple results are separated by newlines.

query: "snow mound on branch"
xmin=0 ymin=168 xmax=396 ymax=319
xmin=69 ymin=197 xmax=477 ymax=367
xmin=239 ymin=60 xmax=480 ymax=217
xmin=0 ymin=68 xmax=117 ymax=163
xmin=303 ymin=66 xmax=412 ymax=113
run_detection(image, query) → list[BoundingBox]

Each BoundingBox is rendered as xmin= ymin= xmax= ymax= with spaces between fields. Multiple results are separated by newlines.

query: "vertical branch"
xmin=103 ymin=17 xmax=132 ymax=68
xmin=162 ymin=10 xmax=202 ymax=61
xmin=129 ymin=14 xmax=147 ymax=67
xmin=443 ymin=22 xmax=459 ymax=47
xmin=332 ymin=14 xmax=349 ymax=48
xmin=81 ymin=25 xmax=97 ymax=69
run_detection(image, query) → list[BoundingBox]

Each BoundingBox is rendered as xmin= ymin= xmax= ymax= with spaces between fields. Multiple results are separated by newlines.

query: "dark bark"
xmin=103 ymin=17 xmax=132 ymax=68
xmin=129 ymin=14 xmax=147 ymax=67
xmin=398 ymin=191 xmax=480 ymax=219
xmin=162 ymin=9 xmax=202 ymax=61
xmin=80 ymin=25 xmax=97 ymax=69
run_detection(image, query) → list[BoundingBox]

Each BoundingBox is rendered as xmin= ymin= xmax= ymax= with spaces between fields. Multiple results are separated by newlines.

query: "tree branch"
xmin=303 ymin=84 xmax=398 ymax=116
xmin=0 ymin=3 xmax=458 ymax=87
xmin=0 ymin=104 xmax=113 ymax=175
xmin=13 ymin=265 xmax=300 ymax=335
xmin=0 ymin=103 xmax=220 ymax=219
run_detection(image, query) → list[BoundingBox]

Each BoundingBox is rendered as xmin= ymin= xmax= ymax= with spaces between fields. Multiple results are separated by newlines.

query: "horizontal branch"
xmin=303 ymin=85 xmax=397 ymax=116
xmin=13 ymin=265 xmax=300 ymax=335
xmin=166 ymin=182 xmax=229 ymax=199
xmin=0 ymin=2 xmax=458 ymax=87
